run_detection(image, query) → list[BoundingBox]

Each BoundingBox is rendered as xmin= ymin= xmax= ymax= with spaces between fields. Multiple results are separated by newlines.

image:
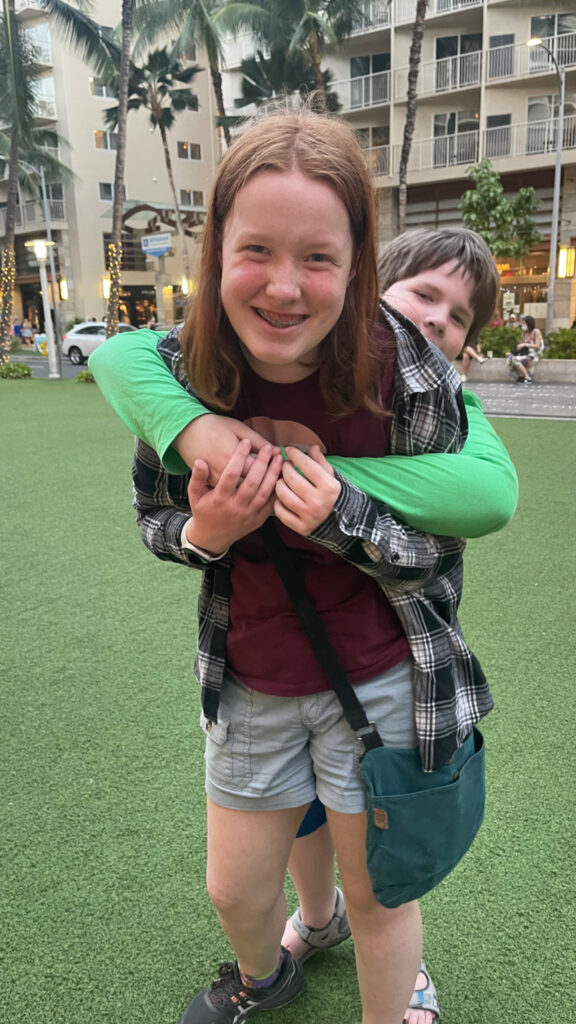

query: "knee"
xmin=206 ymin=871 xmax=277 ymax=921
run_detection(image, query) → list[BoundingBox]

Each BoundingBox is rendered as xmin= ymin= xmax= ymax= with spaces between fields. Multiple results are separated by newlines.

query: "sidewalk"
xmin=463 ymin=380 xmax=576 ymax=420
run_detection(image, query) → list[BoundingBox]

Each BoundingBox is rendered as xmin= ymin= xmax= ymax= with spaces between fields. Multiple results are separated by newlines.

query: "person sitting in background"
xmin=504 ymin=313 xmax=519 ymax=328
xmin=459 ymin=341 xmax=486 ymax=382
xmin=506 ymin=315 xmax=543 ymax=383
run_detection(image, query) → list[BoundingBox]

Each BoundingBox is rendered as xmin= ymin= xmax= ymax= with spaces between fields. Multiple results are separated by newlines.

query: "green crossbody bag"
xmin=259 ymin=520 xmax=486 ymax=908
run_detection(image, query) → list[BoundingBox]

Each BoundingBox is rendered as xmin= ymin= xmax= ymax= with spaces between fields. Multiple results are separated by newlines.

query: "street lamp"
xmin=20 ymin=162 xmax=64 ymax=374
xmin=24 ymin=239 xmax=60 ymax=379
xmin=527 ymin=36 xmax=566 ymax=336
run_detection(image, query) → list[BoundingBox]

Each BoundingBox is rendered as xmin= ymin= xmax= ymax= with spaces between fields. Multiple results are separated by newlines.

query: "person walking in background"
xmin=21 ymin=319 xmax=34 ymax=346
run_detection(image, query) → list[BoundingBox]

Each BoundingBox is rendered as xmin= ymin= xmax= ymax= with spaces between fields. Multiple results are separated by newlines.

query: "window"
xmin=433 ymin=111 xmax=479 ymax=167
xmin=47 ymin=182 xmax=63 ymax=201
xmin=350 ymin=53 xmax=390 ymax=107
xmin=530 ymin=15 xmax=576 ymax=70
xmin=25 ymin=23 xmax=51 ymax=63
xmin=356 ymin=126 xmax=390 ymax=174
xmin=99 ymin=182 xmax=126 ymax=201
xmin=103 ymin=233 xmax=146 ymax=271
xmin=488 ymin=34 xmax=515 ymax=79
xmin=180 ymin=189 xmax=204 ymax=207
xmin=527 ymin=94 xmax=576 ymax=154
xmin=435 ymin=34 xmax=482 ymax=91
xmin=90 ymin=77 xmax=116 ymax=99
xmin=177 ymin=141 xmax=201 ymax=160
xmin=94 ymin=130 xmax=118 ymax=151
xmin=485 ymin=114 xmax=511 ymax=158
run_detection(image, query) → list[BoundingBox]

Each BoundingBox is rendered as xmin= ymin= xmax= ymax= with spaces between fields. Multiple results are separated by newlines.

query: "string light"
xmin=0 ymin=248 xmax=16 ymax=365
xmin=106 ymin=240 xmax=123 ymax=337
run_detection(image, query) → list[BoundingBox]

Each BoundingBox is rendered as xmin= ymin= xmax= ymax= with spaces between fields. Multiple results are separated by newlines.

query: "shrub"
xmin=65 ymin=316 xmax=84 ymax=332
xmin=75 ymin=369 xmax=95 ymax=383
xmin=478 ymin=325 xmax=521 ymax=357
xmin=0 ymin=362 xmax=32 ymax=379
xmin=544 ymin=328 xmax=576 ymax=360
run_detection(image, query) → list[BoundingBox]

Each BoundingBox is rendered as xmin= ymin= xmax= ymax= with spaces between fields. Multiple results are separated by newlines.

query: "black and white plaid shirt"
xmin=132 ymin=303 xmax=493 ymax=771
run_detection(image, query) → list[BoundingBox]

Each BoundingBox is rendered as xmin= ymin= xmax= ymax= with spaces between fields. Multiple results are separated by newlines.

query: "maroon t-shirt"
xmin=227 ymin=333 xmax=411 ymax=696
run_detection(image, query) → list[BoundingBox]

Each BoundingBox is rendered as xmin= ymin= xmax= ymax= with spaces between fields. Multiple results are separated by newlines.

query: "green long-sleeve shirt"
xmin=90 ymin=328 xmax=518 ymax=538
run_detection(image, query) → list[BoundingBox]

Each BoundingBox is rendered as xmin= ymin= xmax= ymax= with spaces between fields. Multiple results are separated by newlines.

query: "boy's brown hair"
xmin=378 ymin=228 xmax=500 ymax=344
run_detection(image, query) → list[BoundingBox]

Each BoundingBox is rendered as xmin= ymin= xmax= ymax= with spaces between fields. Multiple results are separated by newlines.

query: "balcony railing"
xmin=395 ymin=50 xmax=481 ymax=98
xmin=15 ymin=0 xmax=44 ymax=13
xmin=390 ymin=115 xmax=576 ymax=175
xmin=484 ymin=114 xmax=576 ymax=161
xmin=29 ymin=40 xmax=52 ymax=65
xmin=364 ymin=144 xmax=390 ymax=177
xmin=333 ymin=71 xmax=390 ymax=112
xmin=351 ymin=1 xmax=390 ymax=35
xmin=34 ymin=97 xmax=57 ymax=120
xmin=395 ymin=0 xmax=481 ymax=26
xmin=0 ymin=198 xmax=66 ymax=236
xmin=487 ymin=32 xmax=576 ymax=82
xmin=221 ymin=31 xmax=270 ymax=70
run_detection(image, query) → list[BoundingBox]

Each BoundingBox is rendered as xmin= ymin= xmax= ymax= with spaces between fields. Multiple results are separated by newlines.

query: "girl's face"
xmin=383 ymin=262 xmax=475 ymax=360
xmin=220 ymin=169 xmax=355 ymax=383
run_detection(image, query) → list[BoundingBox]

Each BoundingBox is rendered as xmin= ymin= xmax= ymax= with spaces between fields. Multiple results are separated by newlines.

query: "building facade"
xmin=221 ymin=0 xmax=576 ymax=328
xmin=2 ymin=0 xmax=218 ymax=330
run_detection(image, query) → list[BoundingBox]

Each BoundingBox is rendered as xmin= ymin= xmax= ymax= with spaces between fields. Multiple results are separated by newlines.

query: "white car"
xmin=61 ymin=321 xmax=138 ymax=364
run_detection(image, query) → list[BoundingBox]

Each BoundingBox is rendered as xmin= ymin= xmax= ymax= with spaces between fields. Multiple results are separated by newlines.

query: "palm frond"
xmin=40 ymin=0 xmax=121 ymax=77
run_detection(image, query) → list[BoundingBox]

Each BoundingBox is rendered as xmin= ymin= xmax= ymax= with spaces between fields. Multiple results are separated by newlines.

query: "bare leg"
xmin=206 ymin=799 xmax=307 ymax=978
xmin=287 ymin=822 xmax=336 ymax=927
xmin=328 ymin=808 xmax=422 ymax=1024
xmin=461 ymin=349 xmax=472 ymax=374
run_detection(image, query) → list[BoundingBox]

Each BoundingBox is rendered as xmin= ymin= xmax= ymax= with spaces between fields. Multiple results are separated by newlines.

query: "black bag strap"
xmin=259 ymin=519 xmax=383 ymax=755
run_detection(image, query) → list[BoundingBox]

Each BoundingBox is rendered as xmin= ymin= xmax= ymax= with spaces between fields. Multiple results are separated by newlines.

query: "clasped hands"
xmin=184 ymin=438 xmax=342 ymax=555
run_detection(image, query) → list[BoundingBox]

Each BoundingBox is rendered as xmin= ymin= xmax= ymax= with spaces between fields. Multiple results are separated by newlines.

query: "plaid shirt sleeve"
xmin=310 ymin=475 xmax=464 ymax=592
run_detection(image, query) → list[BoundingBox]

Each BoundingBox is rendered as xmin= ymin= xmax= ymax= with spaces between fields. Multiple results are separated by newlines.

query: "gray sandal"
xmin=404 ymin=961 xmax=440 ymax=1022
xmin=284 ymin=887 xmax=351 ymax=962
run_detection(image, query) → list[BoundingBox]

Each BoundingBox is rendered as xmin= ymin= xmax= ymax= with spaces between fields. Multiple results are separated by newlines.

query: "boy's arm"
xmin=91 ymin=331 xmax=517 ymax=538
xmin=329 ymin=392 xmax=518 ymax=538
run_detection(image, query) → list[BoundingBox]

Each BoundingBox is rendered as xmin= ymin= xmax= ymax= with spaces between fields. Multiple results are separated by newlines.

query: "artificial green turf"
xmin=1 ymin=381 xmax=575 ymax=1024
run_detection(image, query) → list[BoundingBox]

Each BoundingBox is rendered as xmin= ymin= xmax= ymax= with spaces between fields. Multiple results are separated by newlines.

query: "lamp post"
xmin=24 ymin=239 xmax=60 ymax=379
xmin=21 ymin=161 xmax=64 ymax=374
xmin=527 ymin=36 xmax=566 ymax=336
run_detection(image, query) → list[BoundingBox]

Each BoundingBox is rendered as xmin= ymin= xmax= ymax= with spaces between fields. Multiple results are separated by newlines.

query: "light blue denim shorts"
xmin=201 ymin=658 xmax=416 ymax=814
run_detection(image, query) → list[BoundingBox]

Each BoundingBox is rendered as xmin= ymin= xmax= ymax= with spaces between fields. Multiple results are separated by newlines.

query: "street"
xmin=10 ymin=349 xmax=81 ymax=380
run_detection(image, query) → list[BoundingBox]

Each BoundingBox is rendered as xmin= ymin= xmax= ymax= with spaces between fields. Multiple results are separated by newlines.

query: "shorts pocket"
xmin=199 ymin=707 xmax=253 ymax=789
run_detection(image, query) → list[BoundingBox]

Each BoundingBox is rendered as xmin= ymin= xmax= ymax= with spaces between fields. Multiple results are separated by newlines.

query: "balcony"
xmin=0 ymin=198 xmax=66 ymax=237
xmin=29 ymin=40 xmax=53 ymax=66
xmin=14 ymin=0 xmax=44 ymax=16
xmin=484 ymin=114 xmax=576 ymax=161
xmin=34 ymin=97 xmax=57 ymax=121
xmin=395 ymin=50 xmax=481 ymax=99
xmin=364 ymin=144 xmax=391 ymax=177
xmin=487 ymin=32 xmax=576 ymax=83
xmin=394 ymin=0 xmax=481 ymax=27
xmin=394 ymin=130 xmax=480 ymax=173
xmin=351 ymin=1 xmax=390 ymax=35
xmin=221 ymin=31 xmax=269 ymax=70
xmin=333 ymin=71 xmax=390 ymax=112
xmin=390 ymin=114 xmax=576 ymax=176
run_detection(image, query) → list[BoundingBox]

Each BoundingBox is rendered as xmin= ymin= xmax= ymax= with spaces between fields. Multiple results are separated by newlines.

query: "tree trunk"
xmin=106 ymin=0 xmax=134 ymax=337
xmin=210 ymin=62 xmax=231 ymax=149
xmin=0 ymin=127 xmax=19 ymax=362
xmin=159 ymin=121 xmax=191 ymax=283
xmin=0 ymin=0 xmax=19 ymax=360
xmin=397 ymin=0 xmax=428 ymax=235
xmin=308 ymin=37 xmax=326 ymax=109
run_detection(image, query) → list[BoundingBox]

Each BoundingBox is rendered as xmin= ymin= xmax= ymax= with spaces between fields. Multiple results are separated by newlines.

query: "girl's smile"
xmin=220 ymin=169 xmax=355 ymax=383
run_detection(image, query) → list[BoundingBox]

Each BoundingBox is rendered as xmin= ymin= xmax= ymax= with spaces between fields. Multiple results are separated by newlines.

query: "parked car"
xmin=61 ymin=321 xmax=138 ymax=364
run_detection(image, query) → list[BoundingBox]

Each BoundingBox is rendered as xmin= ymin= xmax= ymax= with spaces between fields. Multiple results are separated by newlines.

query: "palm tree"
xmin=133 ymin=0 xmax=232 ymax=147
xmin=0 ymin=0 xmax=39 ymax=362
xmin=217 ymin=0 xmax=361 ymax=110
xmin=0 ymin=0 xmax=121 ymax=357
xmin=397 ymin=0 xmax=428 ymax=234
xmin=234 ymin=45 xmax=340 ymax=112
xmin=103 ymin=47 xmax=201 ymax=287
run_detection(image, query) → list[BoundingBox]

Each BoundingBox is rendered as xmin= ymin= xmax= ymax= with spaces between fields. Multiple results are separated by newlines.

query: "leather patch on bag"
xmin=373 ymin=808 xmax=389 ymax=830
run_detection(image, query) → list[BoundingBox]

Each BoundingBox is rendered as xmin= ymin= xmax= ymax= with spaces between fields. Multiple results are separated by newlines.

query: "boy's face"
xmin=383 ymin=261 xmax=475 ymax=360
